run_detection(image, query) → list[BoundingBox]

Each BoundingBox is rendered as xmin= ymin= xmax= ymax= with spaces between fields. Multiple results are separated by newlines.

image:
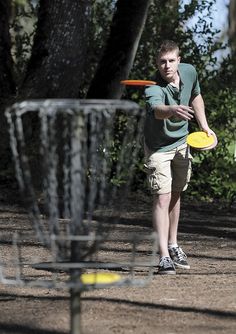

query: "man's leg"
xmin=168 ymin=191 xmax=181 ymax=245
xmin=167 ymin=144 xmax=191 ymax=269
xmin=169 ymin=143 xmax=192 ymax=244
xmin=145 ymin=149 xmax=176 ymax=273
xmin=168 ymin=192 xmax=190 ymax=269
xmin=152 ymin=193 xmax=172 ymax=258
xmin=153 ymin=193 xmax=176 ymax=274
xmin=152 ymin=192 xmax=181 ymax=255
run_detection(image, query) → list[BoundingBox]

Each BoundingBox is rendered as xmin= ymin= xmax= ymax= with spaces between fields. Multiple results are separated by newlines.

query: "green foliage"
xmin=9 ymin=0 xmax=235 ymax=203
xmin=79 ymin=0 xmax=115 ymax=97
xmin=14 ymin=0 xmax=28 ymax=5
xmin=10 ymin=0 xmax=37 ymax=85
xmin=128 ymin=0 xmax=236 ymax=203
xmin=188 ymin=85 xmax=236 ymax=203
xmin=183 ymin=48 xmax=236 ymax=204
xmin=101 ymin=112 xmax=144 ymax=189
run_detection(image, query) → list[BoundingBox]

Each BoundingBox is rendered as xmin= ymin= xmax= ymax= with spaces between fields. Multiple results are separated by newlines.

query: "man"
xmin=144 ymin=40 xmax=214 ymax=274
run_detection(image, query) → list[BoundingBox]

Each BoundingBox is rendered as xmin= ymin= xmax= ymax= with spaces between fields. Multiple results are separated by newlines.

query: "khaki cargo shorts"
xmin=144 ymin=143 xmax=193 ymax=195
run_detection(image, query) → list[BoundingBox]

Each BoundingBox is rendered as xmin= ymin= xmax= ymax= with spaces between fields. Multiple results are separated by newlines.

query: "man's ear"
xmin=178 ymin=56 xmax=181 ymax=63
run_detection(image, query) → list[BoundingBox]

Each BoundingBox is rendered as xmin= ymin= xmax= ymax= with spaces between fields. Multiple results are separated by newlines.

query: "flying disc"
xmin=120 ymin=80 xmax=157 ymax=86
xmin=187 ymin=131 xmax=217 ymax=149
xmin=197 ymin=132 xmax=218 ymax=151
xmin=81 ymin=272 xmax=122 ymax=285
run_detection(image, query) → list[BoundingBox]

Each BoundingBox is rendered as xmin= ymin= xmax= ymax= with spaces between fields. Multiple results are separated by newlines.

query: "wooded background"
xmin=0 ymin=0 xmax=235 ymax=204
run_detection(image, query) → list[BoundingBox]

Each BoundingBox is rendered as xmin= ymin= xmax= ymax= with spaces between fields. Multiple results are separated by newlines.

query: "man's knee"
xmin=153 ymin=193 xmax=172 ymax=209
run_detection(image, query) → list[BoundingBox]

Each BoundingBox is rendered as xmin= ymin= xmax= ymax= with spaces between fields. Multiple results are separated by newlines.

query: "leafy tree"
xmin=10 ymin=0 xmax=37 ymax=86
xmin=229 ymin=0 xmax=236 ymax=53
xmin=0 ymin=0 xmax=235 ymax=203
xmin=125 ymin=0 xmax=236 ymax=203
xmin=19 ymin=0 xmax=92 ymax=98
xmin=87 ymin=0 xmax=151 ymax=99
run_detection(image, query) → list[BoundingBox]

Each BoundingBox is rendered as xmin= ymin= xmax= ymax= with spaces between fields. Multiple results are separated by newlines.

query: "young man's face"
xmin=157 ymin=50 xmax=180 ymax=83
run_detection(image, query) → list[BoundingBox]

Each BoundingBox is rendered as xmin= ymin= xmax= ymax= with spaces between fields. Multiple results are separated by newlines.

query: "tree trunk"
xmin=229 ymin=0 xmax=236 ymax=52
xmin=0 ymin=0 xmax=16 ymax=98
xmin=228 ymin=0 xmax=236 ymax=88
xmin=87 ymin=0 xmax=151 ymax=99
xmin=19 ymin=0 xmax=92 ymax=99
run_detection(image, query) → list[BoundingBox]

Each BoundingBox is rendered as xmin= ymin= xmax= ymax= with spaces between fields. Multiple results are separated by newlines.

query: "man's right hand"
xmin=170 ymin=105 xmax=194 ymax=120
xmin=154 ymin=104 xmax=195 ymax=120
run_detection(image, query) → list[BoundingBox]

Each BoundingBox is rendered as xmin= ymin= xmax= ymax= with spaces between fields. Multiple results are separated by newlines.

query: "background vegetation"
xmin=0 ymin=0 xmax=235 ymax=204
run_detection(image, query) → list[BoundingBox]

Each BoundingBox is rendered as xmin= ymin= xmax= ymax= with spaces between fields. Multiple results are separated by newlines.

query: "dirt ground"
xmin=0 ymin=189 xmax=235 ymax=334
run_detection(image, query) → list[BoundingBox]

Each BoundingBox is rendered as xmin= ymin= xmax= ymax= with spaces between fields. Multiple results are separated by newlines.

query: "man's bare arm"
xmin=191 ymin=94 xmax=214 ymax=135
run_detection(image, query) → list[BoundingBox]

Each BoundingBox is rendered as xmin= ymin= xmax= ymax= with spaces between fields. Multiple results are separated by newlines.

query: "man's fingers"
xmin=188 ymin=108 xmax=195 ymax=114
xmin=181 ymin=106 xmax=194 ymax=114
xmin=177 ymin=107 xmax=194 ymax=120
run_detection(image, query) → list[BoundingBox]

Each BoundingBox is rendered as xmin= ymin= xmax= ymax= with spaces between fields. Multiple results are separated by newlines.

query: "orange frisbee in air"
xmin=120 ymin=80 xmax=157 ymax=86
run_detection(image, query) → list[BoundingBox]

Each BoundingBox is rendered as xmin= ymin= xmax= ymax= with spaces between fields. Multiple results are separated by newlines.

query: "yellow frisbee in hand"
xmin=187 ymin=131 xmax=216 ymax=149
xmin=81 ymin=272 xmax=122 ymax=285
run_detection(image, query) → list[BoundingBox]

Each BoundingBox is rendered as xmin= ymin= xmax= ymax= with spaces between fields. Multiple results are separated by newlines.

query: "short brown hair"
xmin=157 ymin=40 xmax=180 ymax=57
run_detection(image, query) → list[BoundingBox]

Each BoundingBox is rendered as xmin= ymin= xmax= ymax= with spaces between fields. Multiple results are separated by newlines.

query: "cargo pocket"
xmin=143 ymin=163 xmax=160 ymax=192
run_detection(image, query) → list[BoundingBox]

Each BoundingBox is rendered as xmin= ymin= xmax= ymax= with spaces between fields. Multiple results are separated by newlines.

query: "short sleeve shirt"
xmin=144 ymin=63 xmax=201 ymax=152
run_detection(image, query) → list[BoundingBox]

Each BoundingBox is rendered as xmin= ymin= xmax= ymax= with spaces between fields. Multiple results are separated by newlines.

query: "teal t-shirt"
xmin=144 ymin=63 xmax=201 ymax=152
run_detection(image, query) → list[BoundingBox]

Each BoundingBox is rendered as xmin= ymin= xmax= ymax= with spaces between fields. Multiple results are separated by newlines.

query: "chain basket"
xmin=3 ymin=99 xmax=158 ymax=334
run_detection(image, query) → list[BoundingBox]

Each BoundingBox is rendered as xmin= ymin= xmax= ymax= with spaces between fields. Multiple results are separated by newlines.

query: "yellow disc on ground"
xmin=81 ymin=272 xmax=122 ymax=285
xmin=187 ymin=131 xmax=215 ymax=149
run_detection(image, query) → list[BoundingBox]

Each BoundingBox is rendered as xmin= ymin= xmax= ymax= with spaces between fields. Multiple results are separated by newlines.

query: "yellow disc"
xmin=81 ymin=272 xmax=122 ymax=285
xmin=187 ymin=131 xmax=215 ymax=149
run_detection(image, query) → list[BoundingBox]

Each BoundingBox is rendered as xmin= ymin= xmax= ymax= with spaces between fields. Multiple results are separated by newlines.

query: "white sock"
xmin=168 ymin=243 xmax=178 ymax=249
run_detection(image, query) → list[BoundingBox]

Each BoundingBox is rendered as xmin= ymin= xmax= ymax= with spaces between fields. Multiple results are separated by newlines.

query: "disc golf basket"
xmin=2 ymin=99 xmax=158 ymax=334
